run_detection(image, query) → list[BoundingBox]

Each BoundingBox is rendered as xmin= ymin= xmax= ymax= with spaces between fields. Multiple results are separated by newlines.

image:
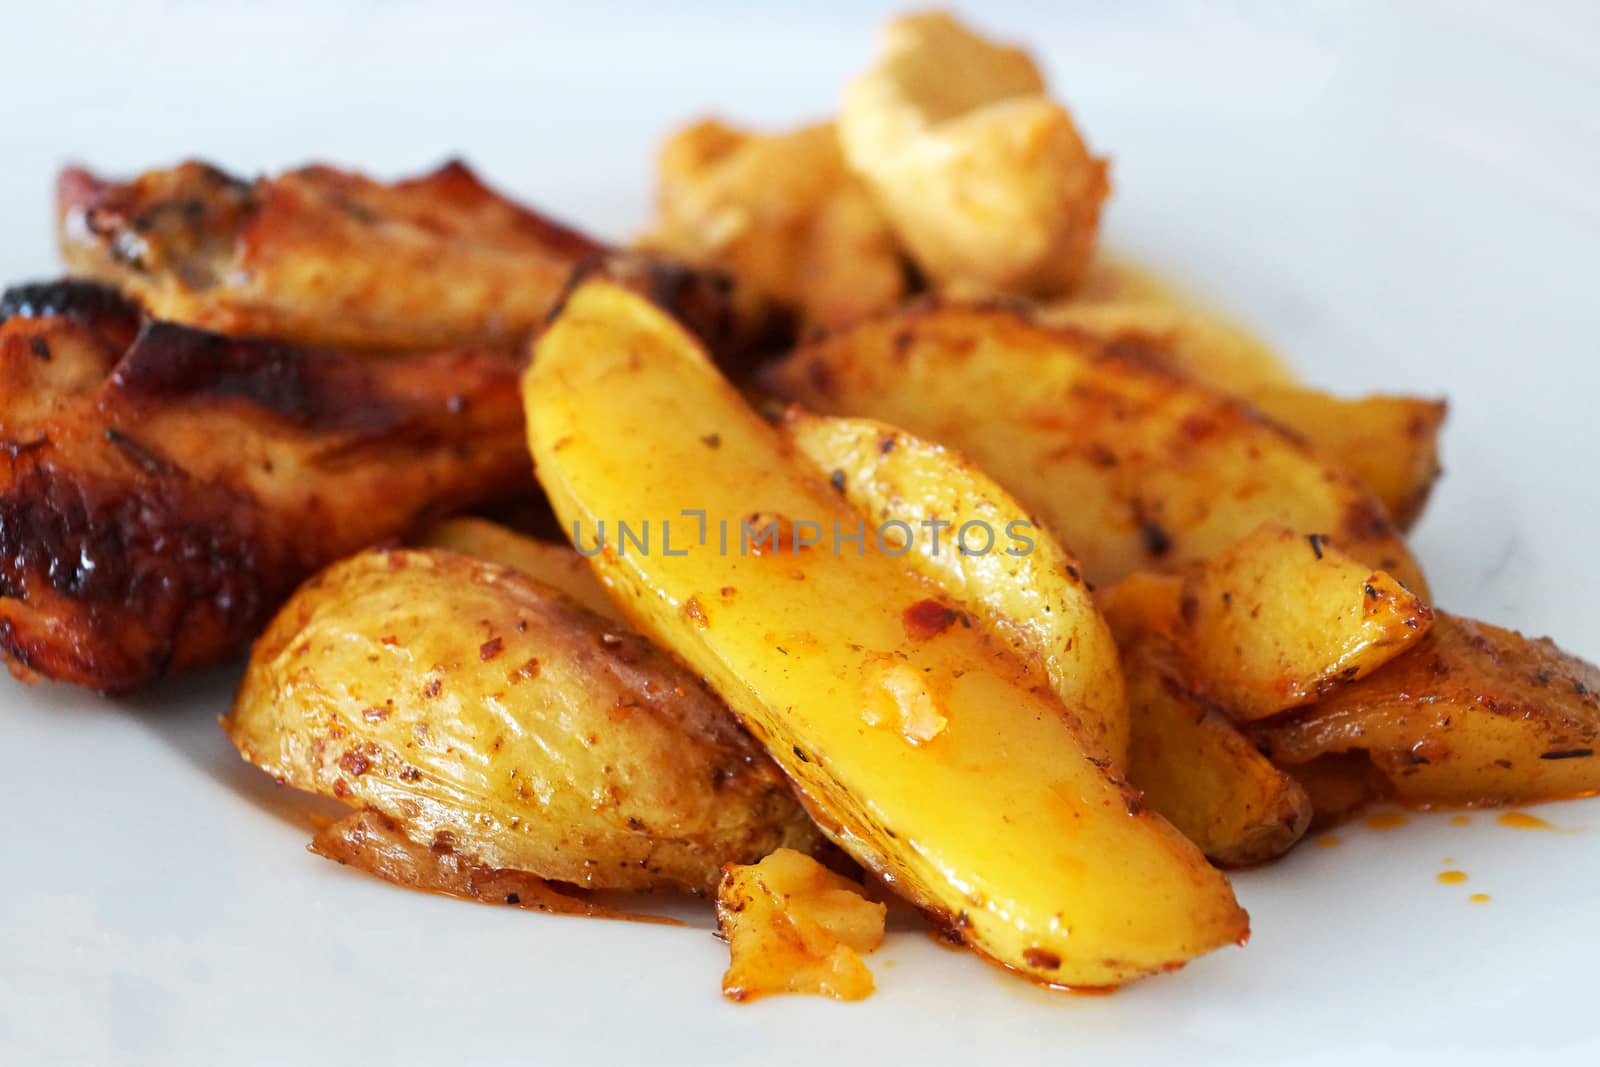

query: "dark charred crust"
xmin=1539 ymin=748 xmax=1594 ymax=760
xmin=1 ymin=279 xmax=137 ymax=323
xmin=110 ymin=321 xmax=403 ymax=433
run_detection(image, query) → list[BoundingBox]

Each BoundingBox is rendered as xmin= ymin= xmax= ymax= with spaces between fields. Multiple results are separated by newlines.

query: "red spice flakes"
xmin=902 ymin=598 xmax=959 ymax=641
xmin=479 ymin=636 xmax=504 ymax=661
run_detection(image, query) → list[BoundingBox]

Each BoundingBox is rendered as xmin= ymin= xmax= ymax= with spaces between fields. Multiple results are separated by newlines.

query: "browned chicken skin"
xmin=57 ymin=159 xmax=603 ymax=352
xmin=0 ymin=281 xmax=530 ymax=690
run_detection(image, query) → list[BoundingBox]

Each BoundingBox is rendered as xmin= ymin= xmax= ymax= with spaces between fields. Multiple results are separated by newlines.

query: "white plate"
xmin=3 ymin=3 xmax=1599 ymax=1064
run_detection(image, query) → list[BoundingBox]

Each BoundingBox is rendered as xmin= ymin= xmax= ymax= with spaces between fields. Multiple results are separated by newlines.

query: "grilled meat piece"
xmin=57 ymin=159 xmax=603 ymax=352
xmin=0 ymin=281 xmax=530 ymax=691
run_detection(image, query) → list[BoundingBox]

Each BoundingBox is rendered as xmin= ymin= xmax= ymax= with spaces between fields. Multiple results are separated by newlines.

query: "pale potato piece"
xmin=1246 ymin=387 xmax=1447 ymax=531
xmin=416 ymin=516 xmax=621 ymax=622
xmin=225 ymin=547 xmax=821 ymax=894
xmin=639 ymin=119 xmax=905 ymax=326
xmin=1251 ymin=614 xmax=1600 ymax=807
xmin=765 ymin=303 xmax=1429 ymax=595
xmin=1180 ymin=525 xmax=1435 ymax=721
xmin=783 ymin=411 xmax=1127 ymax=765
xmin=839 ymin=11 xmax=1108 ymax=296
xmin=717 ymin=848 xmax=886 ymax=1002
xmin=527 ymin=280 xmax=1247 ymax=989
xmin=1121 ymin=637 xmax=1312 ymax=867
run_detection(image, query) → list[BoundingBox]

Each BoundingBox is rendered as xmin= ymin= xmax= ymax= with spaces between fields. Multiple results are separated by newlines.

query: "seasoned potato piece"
xmin=1180 ymin=525 xmax=1434 ymax=720
xmin=1251 ymin=614 xmax=1600 ymax=807
xmin=527 ymin=280 xmax=1247 ymax=989
xmin=416 ymin=516 xmax=621 ymax=622
xmin=766 ymin=303 xmax=1428 ymax=594
xmin=717 ymin=848 xmax=886 ymax=1002
xmin=784 ymin=411 xmax=1127 ymax=764
xmin=839 ymin=11 xmax=1108 ymax=296
xmin=310 ymin=810 xmax=662 ymax=921
xmin=1041 ymin=299 xmax=1295 ymax=394
xmin=639 ymin=120 xmax=905 ymax=327
xmin=1121 ymin=638 xmax=1312 ymax=867
xmin=225 ymin=548 xmax=821 ymax=894
xmin=1246 ymin=387 xmax=1447 ymax=531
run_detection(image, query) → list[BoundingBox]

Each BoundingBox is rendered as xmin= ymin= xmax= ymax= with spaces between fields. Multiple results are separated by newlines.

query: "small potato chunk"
xmin=416 ymin=516 xmax=621 ymax=622
xmin=766 ymin=303 xmax=1429 ymax=595
xmin=717 ymin=848 xmax=886 ymax=1002
xmin=1180 ymin=525 xmax=1434 ymax=721
xmin=639 ymin=119 xmax=905 ymax=327
xmin=528 ymin=280 xmax=1247 ymax=989
xmin=225 ymin=548 xmax=821 ymax=894
xmin=1251 ymin=614 xmax=1600 ymax=807
xmin=1245 ymin=388 xmax=1447 ymax=532
xmin=784 ymin=411 xmax=1128 ymax=765
xmin=839 ymin=11 xmax=1108 ymax=297
xmin=1121 ymin=638 xmax=1312 ymax=866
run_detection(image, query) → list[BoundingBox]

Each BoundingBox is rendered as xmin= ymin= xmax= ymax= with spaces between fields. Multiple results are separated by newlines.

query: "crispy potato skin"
xmin=225 ymin=548 xmax=821 ymax=893
xmin=1245 ymin=388 xmax=1447 ymax=532
xmin=1251 ymin=614 xmax=1600 ymax=807
xmin=1121 ymin=637 xmax=1312 ymax=866
xmin=1179 ymin=525 xmax=1435 ymax=720
xmin=765 ymin=302 xmax=1428 ymax=594
xmin=0 ymin=283 xmax=529 ymax=691
xmin=783 ymin=411 xmax=1128 ymax=765
xmin=58 ymin=160 xmax=601 ymax=352
xmin=527 ymin=281 xmax=1247 ymax=989
xmin=416 ymin=517 xmax=622 ymax=623
xmin=640 ymin=120 xmax=906 ymax=328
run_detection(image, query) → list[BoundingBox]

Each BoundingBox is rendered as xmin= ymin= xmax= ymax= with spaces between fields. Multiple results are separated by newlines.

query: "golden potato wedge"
xmin=639 ymin=119 xmax=905 ymax=327
xmin=1251 ymin=614 xmax=1600 ymax=807
xmin=1121 ymin=638 xmax=1312 ymax=867
xmin=527 ymin=279 xmax=1247 ymax=989
xmin=765 ymin=303 xmax=1429 ymax=595
xmin=310 ymin=810 xmax=665 ymax=922
xmin=838 ymin=11 xmax=1108 ymax=296
xmin=1246 ymin=387 xmax=1447 ymax=531
xmin=1040 ymin=299 xmax=1295 ymax=394
xmin=1179 ymin=525 xmax=1434 ymax=720
xmin=783 ymin=411 xmax=1127 ymax=765
xmin=717 ymin=848 xmax=886 ymax=1002
xmin=225 ymin=547 xmax=821 ymax=894
xmin=416 ymin=516 xmax=621 ymax=622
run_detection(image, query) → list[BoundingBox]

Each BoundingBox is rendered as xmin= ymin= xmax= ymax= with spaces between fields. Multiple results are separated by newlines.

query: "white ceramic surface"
xmin=3 ymin=3 xmax=1598 ymax=1064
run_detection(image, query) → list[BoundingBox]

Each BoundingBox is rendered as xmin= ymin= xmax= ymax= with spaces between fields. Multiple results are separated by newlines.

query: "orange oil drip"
xmin=1437 ymin=870 xmax=1468 ymax=885
xmin=1496 ymin=811 xmax=1555 ymax=832
xmin=1362 ymin=811 xmax=1409 ymax=831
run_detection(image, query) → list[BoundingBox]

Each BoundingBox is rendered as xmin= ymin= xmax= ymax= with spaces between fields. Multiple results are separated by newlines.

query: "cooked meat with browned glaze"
xmin=56 ymin=158 xmax=602 ymax=352
xmin=0 ymin=281 xmax=530 ymax=691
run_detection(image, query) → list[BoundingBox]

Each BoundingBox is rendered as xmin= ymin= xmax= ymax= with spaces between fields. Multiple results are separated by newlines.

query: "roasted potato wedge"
xmin=1040 ymin=299 xmax=1295 ymax=394
xmin=783 ymin=411 xmax=1127 ymax=764
xmin=416 ymin=516 xmax=621 ymax=622
xmin=1179 ymin=525 xmax=1435 ymax=720
xmin=1121 ymin=638 xmax=1312 ymax=866
xmin=639 ymin=120 xmax=906 ymax=327
xmin=717 ymin=848 xmax=886 ymax=1002
xmin=838 ymin=11 xmax=1108 ymax=297
xmin=765 ymin=302 xmax=1429 ymax=594
xmin=225 ymin=547 xmax=822 ymax=894
xmin=310 ymin=810 xmax=663 ymax=921
xmin=1246 ymin=387 xmax=1447 ymax=531
xmin=1251 ymin=614 xmax=1600 ymax=807
xmin=527 ymin=280 xmax=1247 ymax=989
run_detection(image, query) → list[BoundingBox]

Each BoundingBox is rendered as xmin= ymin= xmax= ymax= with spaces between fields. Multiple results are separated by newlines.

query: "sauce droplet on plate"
xmin=1496 ymin=811 xmax=1555 ymax=832
xmin=1437 ymin=870 xmax=1467 ymax=885
xmin=1314 ymin=835 xmax=1341 ymax=849
xmin=1450 ymin=814 xmax=1471 ymax=826
xmin=1469 ymin=893 xmax=1491 ymax=904
xmin=1363 ymin=811 xmax=1409 ymax=831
